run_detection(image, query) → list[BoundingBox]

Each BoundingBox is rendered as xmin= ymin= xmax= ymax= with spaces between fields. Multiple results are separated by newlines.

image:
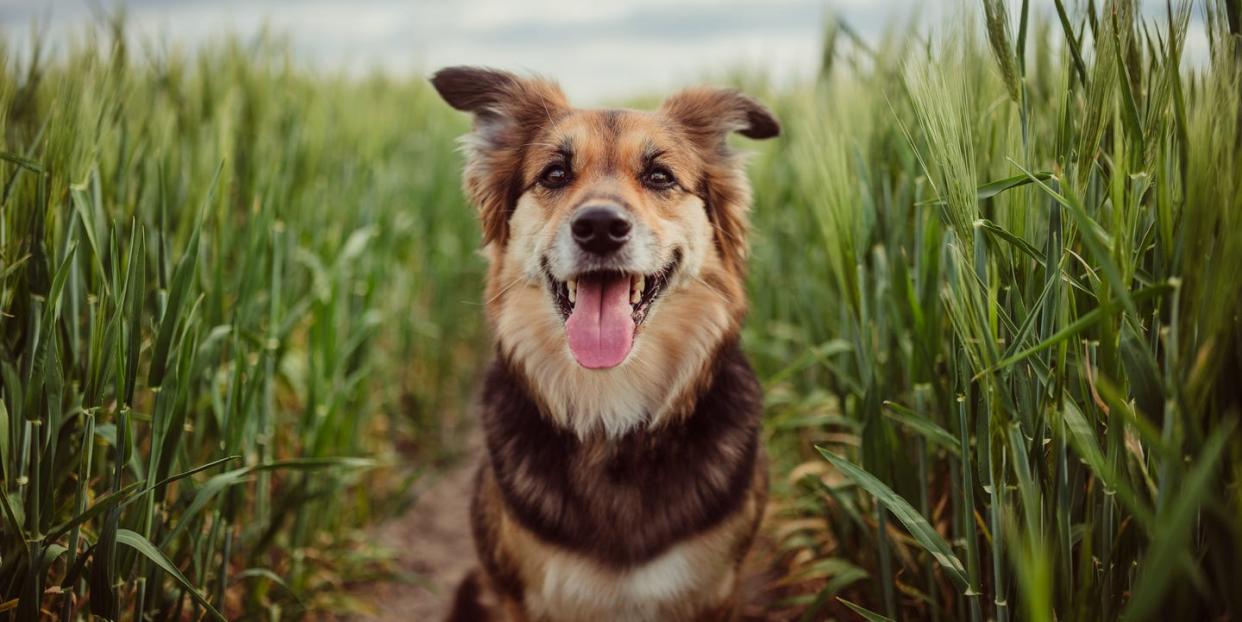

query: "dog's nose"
xmin=571 ymin=206 xmax=631 ymax=255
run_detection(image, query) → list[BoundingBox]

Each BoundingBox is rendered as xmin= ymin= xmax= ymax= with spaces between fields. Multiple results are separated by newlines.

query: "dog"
xmin=431 ymin=66 xmax=779 ymax=622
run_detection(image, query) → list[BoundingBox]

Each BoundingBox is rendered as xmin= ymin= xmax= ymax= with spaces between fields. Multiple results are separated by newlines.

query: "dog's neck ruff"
xmin=480 ymin=340 xmax=763 ymax=569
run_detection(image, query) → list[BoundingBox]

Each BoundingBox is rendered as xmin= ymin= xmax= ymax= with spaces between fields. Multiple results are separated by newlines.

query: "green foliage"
xmin=3 ymin=0 xmax=1241 ymax=619
xmin=0 ymin=26 xmax=484 ymax=618
xmin=749 ymin=0 xmax=1242 ymax=620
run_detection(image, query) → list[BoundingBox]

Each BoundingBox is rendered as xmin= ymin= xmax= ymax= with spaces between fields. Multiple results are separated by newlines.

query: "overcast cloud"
xmin=0 ymin=0 xmax=1209 ymax=104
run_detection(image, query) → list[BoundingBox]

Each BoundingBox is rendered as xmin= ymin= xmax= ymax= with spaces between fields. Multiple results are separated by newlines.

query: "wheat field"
xmin=1 ymin=1 xmax=1240 ymax=620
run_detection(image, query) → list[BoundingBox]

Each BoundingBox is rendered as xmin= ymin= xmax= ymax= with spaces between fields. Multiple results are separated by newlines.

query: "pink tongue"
xmin=565 ymin=275 xmax=635 ymax=369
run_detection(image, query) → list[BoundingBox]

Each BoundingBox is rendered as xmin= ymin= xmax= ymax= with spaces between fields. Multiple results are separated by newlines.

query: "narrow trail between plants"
xmin=348 ymin=433 xmax=481 ymax=621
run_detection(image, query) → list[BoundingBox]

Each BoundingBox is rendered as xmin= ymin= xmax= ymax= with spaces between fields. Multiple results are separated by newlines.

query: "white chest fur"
xmin=525 ymin=543 xmax=735 ymax=622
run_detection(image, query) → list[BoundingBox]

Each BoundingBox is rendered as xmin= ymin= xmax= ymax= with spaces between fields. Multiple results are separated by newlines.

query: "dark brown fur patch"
xmin=478 ymin=339 xmax=763 ymax=569
xmin=446 ymin=569 xmax=490 ymax=622
xmin=470 ymin=464 xmax=526 ymax=602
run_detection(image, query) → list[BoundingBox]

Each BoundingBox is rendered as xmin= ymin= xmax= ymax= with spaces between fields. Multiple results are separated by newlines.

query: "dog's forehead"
xmin=542 ymin=108 xmax=677 ymax=159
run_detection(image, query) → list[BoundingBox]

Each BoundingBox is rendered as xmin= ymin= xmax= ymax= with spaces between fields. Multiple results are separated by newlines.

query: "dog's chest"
xmin=482 ymin=344 xmax=764 ymax=568
xmin=477 ymin=342 xmax=765 ymax=619
xmin=518 ymin=520 xmax=740 ymax=622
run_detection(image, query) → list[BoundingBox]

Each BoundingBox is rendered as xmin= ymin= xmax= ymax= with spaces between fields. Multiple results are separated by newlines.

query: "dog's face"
xmin=432 ymin=67 xmax=778 ymax=436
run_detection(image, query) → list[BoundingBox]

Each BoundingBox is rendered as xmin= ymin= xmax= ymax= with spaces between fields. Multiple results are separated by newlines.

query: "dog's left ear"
xmin=659 ymin=87 xmax=780 ymax=147
xmin=661 ymin=88 xmax=778 ymax=275
xmin=431 ymin=66 xmax=569 ymax=244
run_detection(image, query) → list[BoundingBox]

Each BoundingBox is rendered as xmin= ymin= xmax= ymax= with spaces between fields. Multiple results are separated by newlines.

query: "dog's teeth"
xmin=567 ymin=279 xmax=577 ymax=304
xmin=631 ymin=275 xmax=645 ymax=304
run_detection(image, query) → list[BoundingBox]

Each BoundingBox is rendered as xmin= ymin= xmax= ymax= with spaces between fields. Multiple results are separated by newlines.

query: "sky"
xmin=0 ymin=0 xmax=1210 ymax=105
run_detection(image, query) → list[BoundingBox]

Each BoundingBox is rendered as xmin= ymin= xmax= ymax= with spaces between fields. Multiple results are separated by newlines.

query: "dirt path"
xmin=348 ymin=438 xmax=480 ymax=621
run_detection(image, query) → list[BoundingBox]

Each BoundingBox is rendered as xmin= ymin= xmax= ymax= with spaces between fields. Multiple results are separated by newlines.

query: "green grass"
xmin=747 ymin=0 xmax=1242 ymax=620
xmin=0 ymin=23 xmax=484 ymax=619
xmin=2 ymin=0 xmax=1240 ymax=619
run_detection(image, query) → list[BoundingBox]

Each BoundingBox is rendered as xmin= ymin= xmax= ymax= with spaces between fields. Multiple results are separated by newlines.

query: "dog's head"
xmin=432 ymin=66 xmax=778 ymax=436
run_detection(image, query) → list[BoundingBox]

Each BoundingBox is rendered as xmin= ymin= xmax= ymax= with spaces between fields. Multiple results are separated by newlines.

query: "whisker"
xmin=486 ymin=275 xmax=530 ymax=305
xmin=539 ymin=94 xmax=557 ymax=126
xmin=692 ymin=274 xmax=734 ymax=306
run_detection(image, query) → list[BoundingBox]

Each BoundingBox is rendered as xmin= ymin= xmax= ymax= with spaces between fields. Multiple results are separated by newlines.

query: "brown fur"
xmin=431 ymin=66 xmax=779 ymax=621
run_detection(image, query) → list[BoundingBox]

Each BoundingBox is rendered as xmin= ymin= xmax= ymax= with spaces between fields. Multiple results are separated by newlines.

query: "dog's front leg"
xmin=446 ymin=569 xmax=531 ymax=622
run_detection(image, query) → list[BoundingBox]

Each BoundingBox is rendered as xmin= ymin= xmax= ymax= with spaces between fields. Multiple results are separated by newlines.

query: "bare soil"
xmin=345 ymin=440 xmax=480 ymax=621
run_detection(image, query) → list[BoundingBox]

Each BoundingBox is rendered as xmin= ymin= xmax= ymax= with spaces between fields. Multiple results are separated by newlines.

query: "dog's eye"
xmin=539 ymin=164 xmax=571 ymax=189
xmin=642 ymin=167 xmax=676 ymax=190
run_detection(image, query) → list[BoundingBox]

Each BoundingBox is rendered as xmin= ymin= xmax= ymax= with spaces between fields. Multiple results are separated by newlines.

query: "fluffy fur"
xmin=431 ymin=66 xmax=779 ymax=621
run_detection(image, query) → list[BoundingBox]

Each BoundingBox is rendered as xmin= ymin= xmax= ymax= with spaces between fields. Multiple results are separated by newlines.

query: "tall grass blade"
xmin=817 ymin=446 xmax=970 ymax=591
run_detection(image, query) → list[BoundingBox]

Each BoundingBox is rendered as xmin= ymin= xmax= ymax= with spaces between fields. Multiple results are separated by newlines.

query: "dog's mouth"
xmin=545 ymin=251 xmax=681 ymax=369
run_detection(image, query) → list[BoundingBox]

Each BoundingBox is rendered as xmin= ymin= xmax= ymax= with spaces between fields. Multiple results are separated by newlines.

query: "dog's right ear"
xmin=660 ymin=87 xmax=780 ymax=146
xmin=431 ymin=67 xmax=569 ymax=245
